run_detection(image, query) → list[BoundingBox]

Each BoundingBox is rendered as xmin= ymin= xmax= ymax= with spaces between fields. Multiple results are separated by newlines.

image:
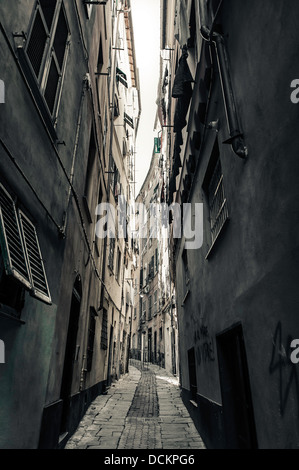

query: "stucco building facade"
xmin=0 ymin=0 xmax=140 ymax=449
xmin=160 ymin=0 xmax=299 ymax=449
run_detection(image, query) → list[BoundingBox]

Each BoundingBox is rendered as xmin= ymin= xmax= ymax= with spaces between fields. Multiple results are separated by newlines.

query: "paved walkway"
xmin=65 ymin=362 xmax=206 ymax=450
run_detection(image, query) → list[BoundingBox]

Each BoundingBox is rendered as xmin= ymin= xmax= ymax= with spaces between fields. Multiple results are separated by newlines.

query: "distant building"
xmin=131 ymin=133 xmax=178 ymax=375
xmin=161 ymin=0 xmax=299 ymax=449
xmin=0 ymin=0 xmax=140 ymax=449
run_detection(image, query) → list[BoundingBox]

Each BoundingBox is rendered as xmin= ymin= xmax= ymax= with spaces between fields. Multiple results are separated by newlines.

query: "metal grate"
xmin=39 ymin=0 xmax=56 ymax=30
xmin=53 ymin=8 xmax=68 ymax=68
xmin=208 ymin=158 xmax=228 ymax=243
xmin=18 ymin=211 xmax=51 ymax=303
xmin=0 ymin=185 xmax=31 ymax=287
xmin=27 ymin=9 xmax=48 ymax=78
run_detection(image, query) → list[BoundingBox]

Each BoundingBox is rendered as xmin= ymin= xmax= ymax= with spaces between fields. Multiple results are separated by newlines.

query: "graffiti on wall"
xmin=269 ymin=321 xmax=299 ymax=419
xmin=193 ymin=324 xmax=215 ymax=366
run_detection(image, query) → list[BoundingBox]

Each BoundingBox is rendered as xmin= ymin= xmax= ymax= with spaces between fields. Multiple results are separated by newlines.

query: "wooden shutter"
xmin=18 ymin=210 xmax=51 ymax=304
xmin=0 ymin=185 xmax=31 ymax=289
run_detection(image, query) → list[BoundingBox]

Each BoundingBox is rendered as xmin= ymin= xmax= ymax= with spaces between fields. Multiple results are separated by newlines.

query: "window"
xmin=0 ymin=183 xmax=51 ymax=313
xmin=142 ymin=300 xmax=146 ymax=322
xmin=97 ymin=38 xmax=104 ymax=72
xmin=108 ymin=237 xmax=115 ymax=271
xmin=139 ymin=297 xmax=143 ymax=324
xmin=124 ymin=112 xmax=134 ymax=129
xmin=109 ymin=156 xmax=121 ymax=201
xmin=148 ymin=295 xmax=152 ymax=320
xmin=182 ymin=248 xmax=190 ymax=287
xmin=149 ymin=256 xmax=154 ymax=280
xmin=100 ymin=308 xmax=108 ymax=350
xmin=116 ymin=67 xmax=128 ymax=88
xmin=86 ymin=307 xmax=97 ymax=371
xmin=115 ymin=247 xmax=121 ymax=282
xmin=204 ymin=141 xmax=229 ymax=248
xmin=83 ymin=128 xmax=97 ymax=222
xmin=155 ymin=248 xmax=158 ymax=273
xmin=25 ymin=0 xmax=70 ymax=117
xmin=154 ymin=291 xmax=157 ymax=316
xmin=94 ymin=184 xmax=103 ymax=256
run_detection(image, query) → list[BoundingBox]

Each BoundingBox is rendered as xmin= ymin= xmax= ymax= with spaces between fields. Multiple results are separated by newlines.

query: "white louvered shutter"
xmin=18 ymin=210 xmax=51 ymax=304
xmin=0 ymin=184 xmax=31 ymax=289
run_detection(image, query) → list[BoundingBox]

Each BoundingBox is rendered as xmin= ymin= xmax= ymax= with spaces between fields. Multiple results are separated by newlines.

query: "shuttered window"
xmin=100 ymin=308 xmax=108 ymax=350
xmin=18 ymin=211 xmax=51 ymax=304
xmin=0 ymin=186 xmax=31 ymax=289
xmin=0 ymin=184 xmax=51 ymax=306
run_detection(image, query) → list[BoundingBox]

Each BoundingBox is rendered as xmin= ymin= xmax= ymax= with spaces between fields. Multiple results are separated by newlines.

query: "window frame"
xmin=24 ymin=0 xmax=71 ymax=122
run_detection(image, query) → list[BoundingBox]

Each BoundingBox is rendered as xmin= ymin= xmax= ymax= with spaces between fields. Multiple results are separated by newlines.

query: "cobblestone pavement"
xmin=65 ymin=362 xmax=206 ymax=450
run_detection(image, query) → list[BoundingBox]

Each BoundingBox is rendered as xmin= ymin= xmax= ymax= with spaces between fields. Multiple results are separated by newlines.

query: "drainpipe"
xmin=200 ymin=26 xmax=247 ymax=159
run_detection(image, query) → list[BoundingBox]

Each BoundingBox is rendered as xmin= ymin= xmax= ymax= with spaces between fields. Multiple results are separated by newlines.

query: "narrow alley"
xmin=1 ymin=0 xmax=299 ymax=451
xmin=65 ymin=362 xmax=205 ymax=450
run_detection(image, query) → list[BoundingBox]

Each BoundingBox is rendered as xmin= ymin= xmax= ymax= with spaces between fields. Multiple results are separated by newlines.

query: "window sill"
xmin=205 ymin=217 xmax=230 ymax=260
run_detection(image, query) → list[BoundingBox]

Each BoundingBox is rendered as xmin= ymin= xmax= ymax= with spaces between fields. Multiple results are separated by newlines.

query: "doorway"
xmin=148 ymin=328 xmax=152 ymax=363
xmin=188 ymin=347 xmax=197 ymax=401
xmin=59 ymin=276 xmax=82 ymax=435
xmin=216 ymin=323 xmax=258 ymax=449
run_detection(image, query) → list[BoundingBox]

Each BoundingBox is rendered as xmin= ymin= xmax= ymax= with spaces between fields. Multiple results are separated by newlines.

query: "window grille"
xmin=0 ymin=184 xmax=51 ymax=305
xmin=39 ymin=0 xmax=56 ymax=30
xmin=100 ymin=308 xmax=108 ymax=350
xmin=207 ymin=158 xmax=228 ymax=243
xmin=27 ymin=9 xmax=48 ymax=79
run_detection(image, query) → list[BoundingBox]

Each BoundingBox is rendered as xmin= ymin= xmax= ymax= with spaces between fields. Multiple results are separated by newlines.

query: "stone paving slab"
xmin=65 ymin=363 xmax=206 ymax=450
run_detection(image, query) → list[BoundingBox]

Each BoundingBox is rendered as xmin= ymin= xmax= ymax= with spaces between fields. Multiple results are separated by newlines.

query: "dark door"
xmin=59 ymin=276 xmax=82 ymax=434
xmin=216 ymin=324 xmax=258 ymax=449
xmin=188 ymin=347 xmax=197 ymax=400
xmin=148 ymin=328 xmax=152 ymax=363
xmin=107 ymin=325 xmax=114 ymax=387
